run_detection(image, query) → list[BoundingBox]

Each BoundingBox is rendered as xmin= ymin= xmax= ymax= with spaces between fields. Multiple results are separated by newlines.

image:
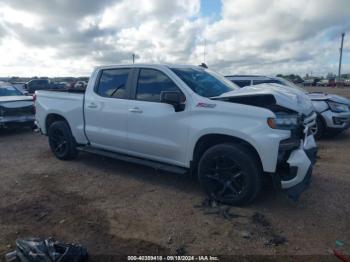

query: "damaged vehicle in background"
xmin=226 ymin=75 xmax=350 ymax=139
xmin=0 ymin=83 xmax=35 ymax=129
xmin=35 ymin=64 xmax=317 ymax=204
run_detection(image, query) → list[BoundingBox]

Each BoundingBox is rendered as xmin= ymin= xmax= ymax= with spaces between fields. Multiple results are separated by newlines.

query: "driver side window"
xmin=136 ymin=69 xmax=182 ymax=103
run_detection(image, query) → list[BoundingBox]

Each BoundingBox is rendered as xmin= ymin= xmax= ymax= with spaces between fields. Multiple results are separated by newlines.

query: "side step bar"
xmin=77 ymin=146 xmax=188 ymax=174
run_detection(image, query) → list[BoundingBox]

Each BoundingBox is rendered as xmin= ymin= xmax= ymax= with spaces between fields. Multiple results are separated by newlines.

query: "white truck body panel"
xmin=35 ymin=64 xmax=317 ymax=196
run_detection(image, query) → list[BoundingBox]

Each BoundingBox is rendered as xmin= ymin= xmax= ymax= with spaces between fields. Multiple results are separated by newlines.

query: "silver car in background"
xmin=0 ymin=83 xmax=35 ymax=129
xmin=226 ymin=75 xmax=350 ymax=139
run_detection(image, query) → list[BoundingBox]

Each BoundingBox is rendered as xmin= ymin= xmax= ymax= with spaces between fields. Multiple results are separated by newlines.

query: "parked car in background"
xmin=316 ymin=79 xmax=329 ymax=87
xmin=35 ymin=64 xmax=317 ymax=204
xmin=0 ymin=83 xmax=35 ymax=129
xmin=74 ymin=81 xmax=87 ymax=89
xmin=25 ymin=79 xmax=51 ymax=94
xmin=10 ymin=82 xmax=28 ymax=95
xmin=226 ymin=75 xmax=350 ymax=139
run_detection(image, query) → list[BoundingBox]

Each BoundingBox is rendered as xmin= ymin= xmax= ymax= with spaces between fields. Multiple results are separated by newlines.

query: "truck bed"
xmin=35 ymin=90 xmax=88 ymax=144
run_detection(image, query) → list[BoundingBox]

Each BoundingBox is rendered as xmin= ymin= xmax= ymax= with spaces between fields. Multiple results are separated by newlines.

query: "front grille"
xmin=303 ymin=112 xmax=317 ymax=129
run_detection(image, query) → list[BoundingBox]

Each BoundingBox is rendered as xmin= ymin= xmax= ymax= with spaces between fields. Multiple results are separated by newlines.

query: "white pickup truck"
xmin=35 ymin=64 xmax=317 ymax=204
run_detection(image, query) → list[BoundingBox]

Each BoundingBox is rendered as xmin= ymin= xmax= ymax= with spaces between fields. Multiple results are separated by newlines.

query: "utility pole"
xmin=132 ymin=53 xmax=136 ymax=64
xmin=338 ymin=32 xmax=345 ymax=79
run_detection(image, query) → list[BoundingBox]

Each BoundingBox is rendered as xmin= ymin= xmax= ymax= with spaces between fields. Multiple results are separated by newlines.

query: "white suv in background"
xmin=226 ymin=75 xmax=350 ymax=139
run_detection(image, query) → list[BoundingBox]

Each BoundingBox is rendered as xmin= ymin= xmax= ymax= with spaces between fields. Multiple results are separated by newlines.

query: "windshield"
xmin=171 ymin=67 xmax=238 ymax=98
xmin=0 ymin=86 xmax=23 ymax=96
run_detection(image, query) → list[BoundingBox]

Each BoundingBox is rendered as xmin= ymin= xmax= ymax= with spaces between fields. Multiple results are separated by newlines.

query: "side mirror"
xmin=160 ymin=91 xmax=185 ymax=112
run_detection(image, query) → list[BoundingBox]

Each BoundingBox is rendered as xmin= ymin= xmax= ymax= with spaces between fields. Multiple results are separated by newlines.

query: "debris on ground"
xmin=251 ymin=212 xmax=288 ymax=247
xmin=5 ymin=238 xmax=88 ymax=262
xmin=175 ymin=245 xmax=187 ymax=256
xmin=240 ymin=231 xmax=252 ymax=239
xmin=336 ymin=240 xmax=345 ymax=248
xmin=265 ymin=235 xmax=288 ymax=246
xmin=251 ymin=212 xmax=270 ymax=227
xmin=194 ymin=197 xmax=244 ymax=220
xmin=333 ymin=249 xmax=350 ymax=262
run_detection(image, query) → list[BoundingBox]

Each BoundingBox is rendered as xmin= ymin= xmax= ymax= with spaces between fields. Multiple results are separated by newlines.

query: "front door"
xmin=127 ymin=68 xmax=189 ymax=166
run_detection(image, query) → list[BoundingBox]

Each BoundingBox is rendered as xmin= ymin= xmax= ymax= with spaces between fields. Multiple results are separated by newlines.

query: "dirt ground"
xmin=1 ymin=87 xmax=350 ymax=261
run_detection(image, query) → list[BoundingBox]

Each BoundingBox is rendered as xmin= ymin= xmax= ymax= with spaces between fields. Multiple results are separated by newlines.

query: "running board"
xmin=76 ymin=146 xmax=188 ymax=174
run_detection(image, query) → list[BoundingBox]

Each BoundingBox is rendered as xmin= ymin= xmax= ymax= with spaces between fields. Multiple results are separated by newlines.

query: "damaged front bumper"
xmin=276 ymin=129 xmax=317 ymax=200
xmin=321 ymin=110 xmax=350 ymax=131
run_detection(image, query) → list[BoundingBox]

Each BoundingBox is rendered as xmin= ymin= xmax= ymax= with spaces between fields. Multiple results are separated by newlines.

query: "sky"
xmin=0 ymin=0 xmax=349 ymax=77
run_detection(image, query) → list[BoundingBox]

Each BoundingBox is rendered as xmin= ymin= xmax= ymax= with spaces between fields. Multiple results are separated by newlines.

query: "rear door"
xmin=84 ymin=68 xmax=132 ymax=152
xmin=126 ymin=68 xmax=189 ymax=166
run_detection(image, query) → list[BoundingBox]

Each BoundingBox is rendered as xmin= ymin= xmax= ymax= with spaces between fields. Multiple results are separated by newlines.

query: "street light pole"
xmin=338 ymin=32 xmax=345 ymax=79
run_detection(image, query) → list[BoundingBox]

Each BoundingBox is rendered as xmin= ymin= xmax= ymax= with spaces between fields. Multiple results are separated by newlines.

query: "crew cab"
xmin=35 ymin=64 xmax=317 ymax=204
xmin=226 ymin=75 xmax=350 ymax=139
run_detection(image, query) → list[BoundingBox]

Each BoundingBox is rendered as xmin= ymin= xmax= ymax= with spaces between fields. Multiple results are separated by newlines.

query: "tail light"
xmin=32 ymin=94 xmax=36 ymax=114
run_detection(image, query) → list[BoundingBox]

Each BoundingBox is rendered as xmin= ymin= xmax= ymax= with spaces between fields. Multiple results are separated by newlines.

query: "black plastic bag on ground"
xmin=5 ymin=238 xmax=88 ymax=262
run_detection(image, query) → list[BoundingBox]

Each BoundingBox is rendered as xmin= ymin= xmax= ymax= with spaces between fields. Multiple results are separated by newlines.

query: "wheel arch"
xmin=191 ymin=134 xmax=263 ymax=174
xmin=45 ymin=113 xmax=69 ymax=132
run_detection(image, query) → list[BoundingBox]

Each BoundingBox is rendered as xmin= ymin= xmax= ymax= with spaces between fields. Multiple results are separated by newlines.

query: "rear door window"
xmin=96 ymin=68 xmax=131 ymax=99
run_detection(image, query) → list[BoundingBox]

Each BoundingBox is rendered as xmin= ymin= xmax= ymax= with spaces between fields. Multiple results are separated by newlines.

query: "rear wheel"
xmin=198 ymin=144 xmax=262 ymax=205
xmin=48 ymin=121 xmax=78 ymax=160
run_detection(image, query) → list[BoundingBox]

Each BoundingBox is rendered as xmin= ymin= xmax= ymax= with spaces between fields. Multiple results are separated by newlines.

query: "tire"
xmin=198 ymin=143 xmax=262 ymax=206
xmin=48 ymin=121 xmax=78 ymax=160
xmin=326 ymin=128 xmax=343 ymax=138
xmin=313 ymin=115 xmax=325 ymax=140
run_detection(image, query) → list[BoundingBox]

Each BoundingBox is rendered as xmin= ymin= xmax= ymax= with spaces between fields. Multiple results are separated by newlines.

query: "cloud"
xmin=201 ymin=0 xmax=350 ymax=75
xmin=0 ymin=0 xmax=349 ymax=76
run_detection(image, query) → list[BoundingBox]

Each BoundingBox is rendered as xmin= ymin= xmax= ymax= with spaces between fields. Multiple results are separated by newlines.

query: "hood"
xmin=308 ymin=92 xmax=350 ymax=105
xmin=213 ymin=83 xmax=314 ymax=116
xmin=0 ymin=95 xmax=33 ymax=103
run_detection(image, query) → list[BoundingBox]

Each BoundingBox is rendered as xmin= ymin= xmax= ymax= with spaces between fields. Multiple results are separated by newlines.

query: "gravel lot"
xmin=0 ymin=87 xmax=349 ymax=261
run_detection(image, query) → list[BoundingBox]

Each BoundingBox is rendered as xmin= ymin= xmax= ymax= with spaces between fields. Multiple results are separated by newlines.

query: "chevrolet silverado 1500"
xmin=35 ymin=64 xmax=317 ymax=204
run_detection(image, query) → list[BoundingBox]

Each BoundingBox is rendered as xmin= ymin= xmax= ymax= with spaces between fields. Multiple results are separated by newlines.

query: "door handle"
xmin=128 ymin=107 xmax=143 ymax=113
xmin=87 ymin=102 xmax=97 ymax=109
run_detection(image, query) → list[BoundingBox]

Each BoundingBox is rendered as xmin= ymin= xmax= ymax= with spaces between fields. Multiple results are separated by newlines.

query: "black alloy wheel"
xmin=198 ymin=144 xmax=262 ymax=205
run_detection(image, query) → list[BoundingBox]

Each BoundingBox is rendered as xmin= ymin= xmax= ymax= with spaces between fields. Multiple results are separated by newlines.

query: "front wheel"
xmin=198 ymin=144 xmax=262 ymax=206
xmin=312 ymin=115 xmax=325 ymax=140
xmin=48 ymin=121 xmax=78 ymax=160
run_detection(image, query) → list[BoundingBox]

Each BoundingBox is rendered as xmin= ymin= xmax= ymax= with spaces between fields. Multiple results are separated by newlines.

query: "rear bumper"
xmin=0 ymin=115 xmax=35 ymax=128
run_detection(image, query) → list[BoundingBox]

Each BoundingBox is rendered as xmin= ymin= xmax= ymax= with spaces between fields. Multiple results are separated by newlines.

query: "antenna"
xmin=132 ymin=53 xmax=136 ymax=64
xmin=203 ymin=39 xmax=206 ymax=64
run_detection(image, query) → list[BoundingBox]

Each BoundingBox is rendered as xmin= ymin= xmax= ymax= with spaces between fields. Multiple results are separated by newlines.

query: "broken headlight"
xmin=327 ymin=101 xmax=350 ymax=113
xmin=267 ymin=113 xmax=300 ymax=130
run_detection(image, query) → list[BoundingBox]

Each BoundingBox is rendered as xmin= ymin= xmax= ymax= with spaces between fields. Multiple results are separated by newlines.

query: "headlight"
xmin=328 ymin=101 xmax=350 ymax=113
xmin=267 ymin=114 xmax=300 ymax=130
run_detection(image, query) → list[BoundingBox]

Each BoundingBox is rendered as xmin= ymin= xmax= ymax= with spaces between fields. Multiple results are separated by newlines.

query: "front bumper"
xmin=0 ymin=115 xmax=35 ymax=128
xmin=277 ymin=132 xmax=317 ymax=200
xmin=321 ymin=110 xmax=350 ymax=130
